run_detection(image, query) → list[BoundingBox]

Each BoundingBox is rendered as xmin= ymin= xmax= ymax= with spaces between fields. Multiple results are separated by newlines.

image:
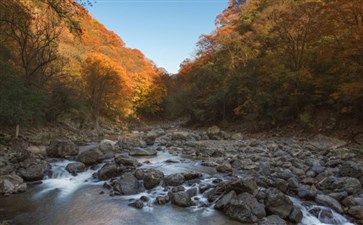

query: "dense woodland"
xmin=1 ymin=0 xmax=363 ymax=136
xmin=0 ymin=0 xmax=167 ymax=136
xmin=166 ymin=0 xmax=363 ymax=128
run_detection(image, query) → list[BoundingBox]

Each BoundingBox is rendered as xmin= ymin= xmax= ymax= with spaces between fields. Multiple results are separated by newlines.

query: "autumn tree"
xmin=82 ymin=52 xmax=132 ymax=129
xmin=0 ymin=0 xmax=63 ymax=88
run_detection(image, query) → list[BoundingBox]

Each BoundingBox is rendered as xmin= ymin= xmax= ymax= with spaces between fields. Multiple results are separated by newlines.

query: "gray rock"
xmin=116 ymin=138 xmax=147 ymax=150
xmin=186 ymin=187 xmax=198 ymax=197
xmin=298 ymin=185 xmax=318 ymax=200
xmin=183 ymin=172 xmax=202 ymax=180
xmin=155 ymin=196 xmax=169 ymax=205
xmin=289 ymin=207 xmax=303 ymax=223
xmin=348 ymin=206 xmax=363 ymax=219
xmin=66 ymin=162 xmax=86 ymax=175
xmin=165 ymin=173 xmax=185 ymax=186
xmin=318 ymin=176 xmax=361 ymax=194
xmin=215 ymin=190 xmax=236 ymax=210
xmin=310 ymin=134 xmax=346 ymax=149
xmin=129 ymin=148 xmax=157 ymax=157
xmin=171 ymin=191 xmax=192 ymax=207
xmin=341 ymin=196 xmax=363 ymax=207
xmin=171 ymin=131 xmax=193 ymax=141
xmin=145 ymin=129 xmax=165 ymax=145
xmin=315 ymin=194 xmax=343 ymax=213
xmin=0 ymin=174 xmax=27 ymax=195
xmin=224 ymin=199 xmax=258 ymax=223
xmin=143 ymin=169 xmax=164 ymax=189
xmin=340 ymin=161 xmax=363 ymax=178
xmin=128 ymin=200 xmax=144 ymax=209
xmin=217 ymin=163 xmax=232 ymax=173
xmin=207 ymin=126 xmax=221 ymax=139
xmin=78 ymin=148 xmax=104 ymax=165
xmin=114 ymin=155 xmax=139 ymax=167
xmin=266 ymin=189 xmax=293 ymax=218
xmin=231 ymin=133 xmax=242 ymax=140
xmin=98 ymin=163 xmax=122 ymax=180
xmin=99 ymin=140 xmax=115 ymax=152
xmin=228 ymin=177 xmax=258 ymax=196
xmin=328 ymin=191 xmax=348 ymax=201
xmin=259 ymin=215 xmax=287 ymax=225
xmin=18 ymin=159 xmax=50 ymax=181
xmin=112 ymin=173 xmax=144 ymax=195
xmin=237 ymin=192 xmax=266 ymax=219
xmin=0 ymin=157 xmax=14 ymax=176
xmin=47 ymin=140 xmax=78 ymax=158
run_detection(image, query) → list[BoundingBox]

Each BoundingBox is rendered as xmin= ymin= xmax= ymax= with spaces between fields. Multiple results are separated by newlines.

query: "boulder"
xmin=183 ymin=172 xmax=202 ymax=180
xmin=315 ymin=194 xmax=343 ymax=213
xmin=155 ymin=196 xmax=170 ymax=205
xmin=340 ymin=161 xmax=363 ymax=178
xmin=215 ymin=191 xmax=236 ymax=210
xmin=114 ymin=155 xmax=139 ymax=167
xmin=116 ymin=138 xmax=147 ymax=150
xmin=311 ymin=134 xmax=347 ymax=149
xmin=46 ymin=140 xmax=78 ymax=158
xmin=99 ymin=140 xmax=115 ymax=151
xmin=0 ymin=174 xmax=27 ymax=195
xmin=258 ymin=215 xmax=287 ymax=225
xmin=227 ymin=177 xmax=258 ymax=196
xmin=224 ymin=198 xmax=260 ymax=223
xmin=0 ymin=157 xmax=14 ymax=176
xmin=143 ymin=169 xmax=164 ymax=189
xmin=289 ymin=207 xmax=303 ymax=224
xmin=66 ymin=162 xmax=86 ymax=175
xmin=348 ymin=206 xmax=363 ymax=219
xmin=207 ymin=126 xmax=221 ymax=139
xmin=145 ymin=129 xmax=165 ymax=145
xmin=78 ymin=148 xmax=104 ymax=165
xmin=98 ymin=140 xmax=115 ymax=158
xmin=165 ymin=173 xmax=185 ymax=186
xmin=318 ymin=176 xmax=361 ymax=194
xmin=18 ymin=159 xmax=50 ymax=181
xmin=297 ymin=185 xmax=318 ymax=200
xmin=231 ymin=133 xmax=242 ymax=140
xmin=342 ymin=196 xmax=363 ymax=207
xmin=217 ymin=163 xmax=232 ymax=173
xmin=27 ymin=145 xmax=47 ymax=155
xmin=128 ymin=200 xmax=144 ymax=209
xmin=265 ymin=189 xmax=293 ymax=218
xmin=171 ymin=131 xmax=193 ymax=141
xmin=129 ymin=148 xmax=157 ymax=157
xmin=171 ymin=191 xmax=192 ymax=207
xmin=112 ymin=173 xmax=144 ymax=195
xmin=237 ymin=192 xmax=266 ymax=219
xmin=98 ymin=163 xmax=123 ymax=180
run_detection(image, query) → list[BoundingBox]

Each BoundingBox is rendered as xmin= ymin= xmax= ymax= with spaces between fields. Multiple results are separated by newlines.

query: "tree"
xmin=82 ymin=52 xmax=132 ymax=128
xmin=0 ymin=43 xmax=46 ymax=137
xmin=0 ymin=0 xmax=63 ymax=88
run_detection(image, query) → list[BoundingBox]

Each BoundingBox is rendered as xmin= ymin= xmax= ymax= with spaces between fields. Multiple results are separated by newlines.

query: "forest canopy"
xmin=165 ymin=0 xmax=363 ymax=128
xmin=0 ymin=0 xmax=166 ymax=134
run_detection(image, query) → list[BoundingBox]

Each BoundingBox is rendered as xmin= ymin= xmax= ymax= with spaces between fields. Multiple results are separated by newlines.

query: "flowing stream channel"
xmin=0 ymin=145 xmax=356 ymax=225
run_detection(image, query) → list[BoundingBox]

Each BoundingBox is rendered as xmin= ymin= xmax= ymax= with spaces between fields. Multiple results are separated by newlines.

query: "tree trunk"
xmin=15 ymin=124 xmax=20 ymax=138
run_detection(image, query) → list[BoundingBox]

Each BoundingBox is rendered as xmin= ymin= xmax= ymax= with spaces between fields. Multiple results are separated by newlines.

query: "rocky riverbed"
xmin=0 ymin=125 xmax=362 ymax=225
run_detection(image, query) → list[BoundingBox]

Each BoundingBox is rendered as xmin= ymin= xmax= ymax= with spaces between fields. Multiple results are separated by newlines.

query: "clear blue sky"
xmin=88 ymin=0 xmax=228 ymax=74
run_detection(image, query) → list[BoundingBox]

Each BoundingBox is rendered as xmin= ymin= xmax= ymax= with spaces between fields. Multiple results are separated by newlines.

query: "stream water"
xmin=0 ymin=148 xmax=356 ymax=225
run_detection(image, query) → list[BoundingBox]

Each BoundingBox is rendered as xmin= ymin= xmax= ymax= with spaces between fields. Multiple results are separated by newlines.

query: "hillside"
xmin=165 ymin=0 xmax=363 ymax=133
xmin=0 ymin=0 xmax=167 ymax=136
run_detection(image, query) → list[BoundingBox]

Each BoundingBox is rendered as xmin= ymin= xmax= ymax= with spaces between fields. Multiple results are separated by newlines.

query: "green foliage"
xmin=0 ymin=63 xmax=46 ymax=126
